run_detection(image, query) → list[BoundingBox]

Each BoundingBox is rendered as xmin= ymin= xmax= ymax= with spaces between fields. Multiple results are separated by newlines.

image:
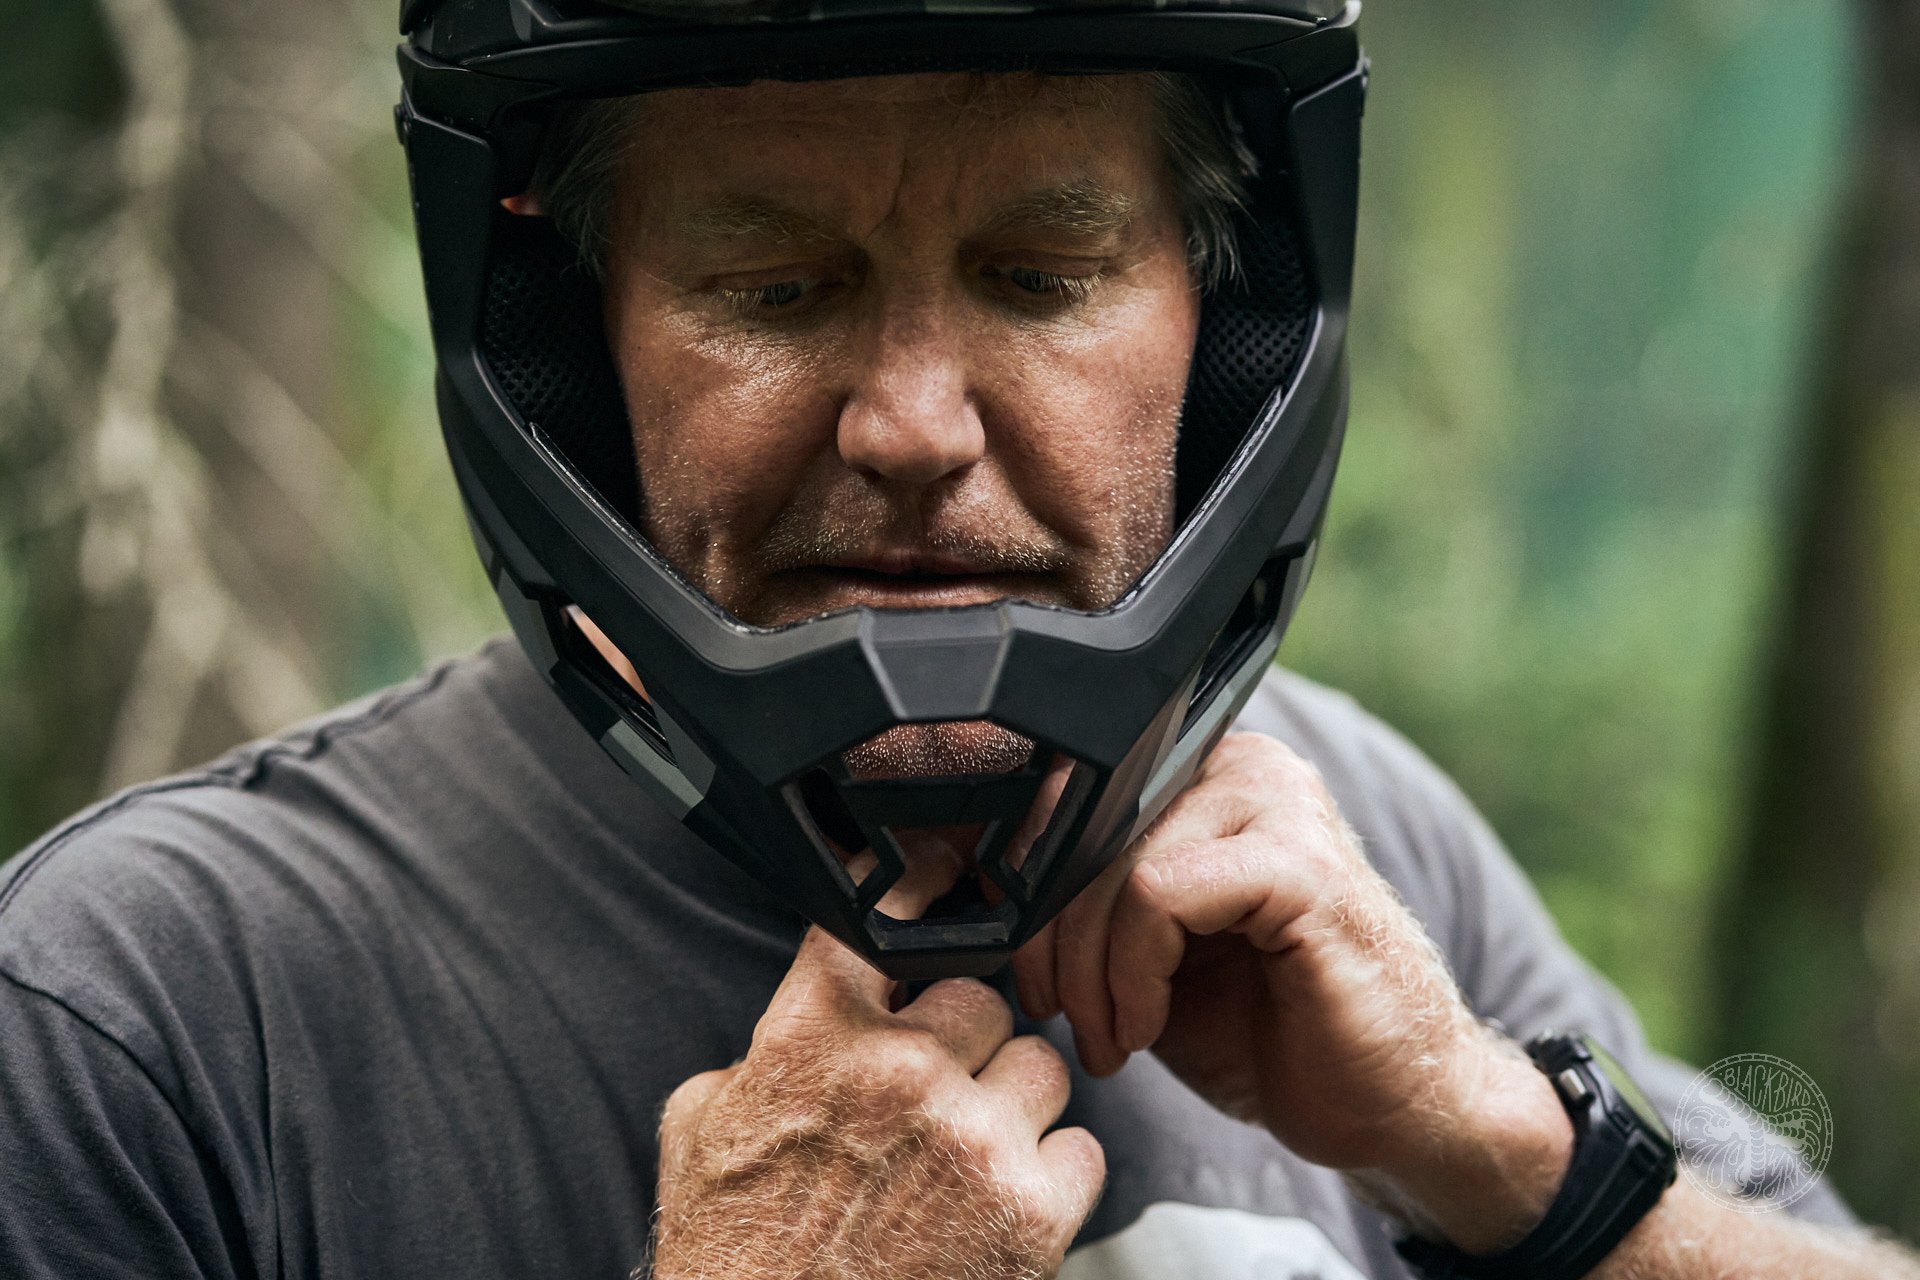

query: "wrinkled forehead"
xmin=610 ymin=71 xmax=1175 ymax=238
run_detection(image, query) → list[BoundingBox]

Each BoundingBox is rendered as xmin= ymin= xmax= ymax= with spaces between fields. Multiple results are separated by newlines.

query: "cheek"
xmin=611 ymin=308 xmax=842 ymax=559
xmin=981 ymin=291 xmax=1195 ymax=548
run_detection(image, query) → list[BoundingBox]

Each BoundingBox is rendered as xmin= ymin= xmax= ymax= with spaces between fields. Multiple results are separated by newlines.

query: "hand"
xmin=651 ymin=925 xmax=1105 ymax=1280
xmin=1012 ymin=732 xmax=1571 ymax=1254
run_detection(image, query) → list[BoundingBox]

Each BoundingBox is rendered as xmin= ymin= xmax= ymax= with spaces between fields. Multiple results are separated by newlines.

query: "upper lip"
xmin=814 ymin=549 xmax=1027 ymax=577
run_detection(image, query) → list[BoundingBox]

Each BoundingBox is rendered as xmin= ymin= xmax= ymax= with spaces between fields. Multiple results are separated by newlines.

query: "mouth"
xmin=781 ymin=551 xmax=1065 ymax=612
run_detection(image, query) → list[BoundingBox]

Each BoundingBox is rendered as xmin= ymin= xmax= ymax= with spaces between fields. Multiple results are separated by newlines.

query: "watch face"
xmin=1586 ymin=1037 xmax=1674 ymax=1142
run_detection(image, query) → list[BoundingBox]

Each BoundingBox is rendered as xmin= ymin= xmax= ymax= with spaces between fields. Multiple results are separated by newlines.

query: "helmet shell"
xmin=397 ymin=0 xmax=1365 ymax=978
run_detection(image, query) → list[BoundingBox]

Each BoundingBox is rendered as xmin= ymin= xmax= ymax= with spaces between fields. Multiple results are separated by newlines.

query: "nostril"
xmin=836 ymin=377 xmax=985 ymax=485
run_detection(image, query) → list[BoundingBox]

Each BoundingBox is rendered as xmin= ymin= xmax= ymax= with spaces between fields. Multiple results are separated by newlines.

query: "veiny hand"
xmin=1012 ymin=732 xmax=1571 ymax=1253
xmin=650 ymin=925 xmax=1105 ymax=1280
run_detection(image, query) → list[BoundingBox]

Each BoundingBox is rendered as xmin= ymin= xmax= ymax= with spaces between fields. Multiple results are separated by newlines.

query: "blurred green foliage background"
xmin=3 ymin=0 xmax=1915 ymax=1239
xmin=1290 ymin=0 xmax=1855 ymax=1053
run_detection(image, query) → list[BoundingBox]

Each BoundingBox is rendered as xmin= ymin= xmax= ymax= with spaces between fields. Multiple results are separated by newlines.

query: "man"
xmin=1 ymin=2 xmax=1914 ymax=1277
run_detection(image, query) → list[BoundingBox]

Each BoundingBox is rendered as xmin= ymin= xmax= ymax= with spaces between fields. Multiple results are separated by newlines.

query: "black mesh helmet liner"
xmin=479 ymin=218 xmax=641 ymax=522
xmin=401 ymin=0 xmax=1364 ymax=978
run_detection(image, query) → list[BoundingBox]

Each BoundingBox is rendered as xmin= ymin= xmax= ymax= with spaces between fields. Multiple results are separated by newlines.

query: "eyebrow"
xmin=675 ymin=197 xmax=839 ymax=247
xmin=976 ymin=179 xmax=1139 ymax=243
xmin=673 ymin=179 xmax=1138 ymax=250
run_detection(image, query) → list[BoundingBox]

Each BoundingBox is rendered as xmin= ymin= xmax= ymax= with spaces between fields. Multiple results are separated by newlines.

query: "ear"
xmin=502 ymin=194 xmax=544 ymax=217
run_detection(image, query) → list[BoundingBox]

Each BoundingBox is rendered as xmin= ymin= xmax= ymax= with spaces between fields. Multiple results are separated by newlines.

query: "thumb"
xmin=770 ymin=924 xmax=895 ymax=1020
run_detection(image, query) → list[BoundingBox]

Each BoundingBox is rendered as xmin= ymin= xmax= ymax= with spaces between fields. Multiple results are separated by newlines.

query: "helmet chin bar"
xmin=452 ymin=404 xmax=1333 ymax=978
xmin=404 ymin=3 xmax=1364 ymax=978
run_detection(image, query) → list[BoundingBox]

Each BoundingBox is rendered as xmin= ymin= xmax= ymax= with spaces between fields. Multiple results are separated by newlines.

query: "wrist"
xmin=1359 ymin=1036 xmax=1575 ymax=1255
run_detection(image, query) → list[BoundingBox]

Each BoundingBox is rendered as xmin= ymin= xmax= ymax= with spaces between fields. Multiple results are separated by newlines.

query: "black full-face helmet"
xmin=396 ymin=0 xmax=1364 ymax=980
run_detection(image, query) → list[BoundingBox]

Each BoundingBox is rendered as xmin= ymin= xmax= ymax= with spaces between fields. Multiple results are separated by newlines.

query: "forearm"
xmin=1354 ymin=1038 xmax=1920 ymax=1279
xmin=1592 ymin=1179 xmax=1920 ymax=1280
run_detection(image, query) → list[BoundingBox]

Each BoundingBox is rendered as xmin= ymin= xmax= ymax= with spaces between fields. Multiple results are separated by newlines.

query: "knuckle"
xmin=867 ymin=1029 xmax=950 ymax=1099
xmin=1218 ymin=729 xmax=1268 ymax=756
xmin=925 ymin=976 xmax=1013 ymax=1030
xmin=657 ymin=1066 xmax=740 ymax=1162
xmin=662 ymin=1066 xmax=728 ymax=1115
xmin=1059 ymin=1127 xmax=1109 ymax=1186
xmin=1009 ymin=1035 xmax=1071 ymax=1094
xmin=1220 ymin=730 xmax=1284 ymax=770
xmin=752 ymin=1003 xmax=829 ymax=1054
xmin=937 ymin=1104 xmax=1008 ymax=1161
xmin=1055 ymin=1122 xmax=1106 ymax=1166
xmin=1304 ymin=822 xmax=1355 ymax=876
xmin=1126 ymin=846 xmax=1208 ymax=911
xmin=1008 ymin=1130 xmax=1106 ymax=1226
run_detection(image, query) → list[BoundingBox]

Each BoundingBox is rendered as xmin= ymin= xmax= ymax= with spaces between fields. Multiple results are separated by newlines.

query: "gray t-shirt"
xmin=0 ymin=639 xmax=1854 ymax=1279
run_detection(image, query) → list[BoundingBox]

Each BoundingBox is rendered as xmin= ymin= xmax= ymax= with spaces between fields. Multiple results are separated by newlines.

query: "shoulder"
xmin=1231 ymin=667 xmax=1503 ymax=980
xmin=0 ymin=640 xmax=545 ymax=1081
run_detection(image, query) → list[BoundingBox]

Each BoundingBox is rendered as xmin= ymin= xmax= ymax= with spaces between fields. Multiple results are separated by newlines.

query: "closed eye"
xmin=998 ymin=265 xmax=1101 ymax=306
xmin=718 ymin=278 xmax=824 ymax=314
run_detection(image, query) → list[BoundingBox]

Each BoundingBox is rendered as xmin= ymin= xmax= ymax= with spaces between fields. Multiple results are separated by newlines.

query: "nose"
xmin=837 ymin=303 xmax=986 ymax=487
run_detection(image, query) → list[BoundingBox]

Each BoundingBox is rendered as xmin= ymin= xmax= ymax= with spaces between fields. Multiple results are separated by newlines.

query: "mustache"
xmin=751 ymin=483 xmax=1075 ymax=576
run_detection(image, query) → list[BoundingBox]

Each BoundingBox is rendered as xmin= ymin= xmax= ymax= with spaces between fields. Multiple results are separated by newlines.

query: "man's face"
xmin=598 ymin=72 xmax=1200 ymax=777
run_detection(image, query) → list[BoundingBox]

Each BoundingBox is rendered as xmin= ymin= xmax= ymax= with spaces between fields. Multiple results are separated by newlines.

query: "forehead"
xmin=637 ymin=70 xmax=1153 ymax=127
xmin=612 ymin=72 xmax=1170 ymax=228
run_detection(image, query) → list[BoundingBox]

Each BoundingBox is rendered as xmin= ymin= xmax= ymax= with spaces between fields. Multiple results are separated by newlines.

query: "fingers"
xmin=976 ymin=1034 xmax=1074 ymax=1134
xmin=1011 ymin=915 xmax=1061 ymax=1020
xmin=1051 ymin=856 xmax=1133 ymax=1076
xmin=1047 ymin=734 xmax=1332 ymax=1073
xmin=870 ymin=829 xmax=973 ymax=923
xmin=895 ymin=978 xmax=1015 ymax=1076
xmin=1033 ymin=1126 xmax=1107 ymax=1250
xmin=1051 ymin=781 xmax=1241 ymax=1074
xmin=1107 ymin=833 xmax=1288 ymax=1053
xmin=1106 ymin=863 xmax=1191 ymax=1055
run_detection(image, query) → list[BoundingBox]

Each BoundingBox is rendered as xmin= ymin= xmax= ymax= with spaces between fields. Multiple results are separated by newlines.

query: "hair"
xmin=529 ymin=71 xmax=1258 ymax=291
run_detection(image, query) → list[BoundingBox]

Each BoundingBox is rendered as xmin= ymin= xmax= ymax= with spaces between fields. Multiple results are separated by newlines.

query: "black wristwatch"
xmin=1393 ymin=1030 xmax=1679 ymax=1280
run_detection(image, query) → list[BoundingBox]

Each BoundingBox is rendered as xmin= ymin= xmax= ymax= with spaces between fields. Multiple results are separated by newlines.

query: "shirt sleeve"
xmin=0 ymin=971 xmax=251 ymax=1280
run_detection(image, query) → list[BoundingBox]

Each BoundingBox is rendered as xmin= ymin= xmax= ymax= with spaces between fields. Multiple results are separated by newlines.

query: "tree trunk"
xmin=1716 ymin=0 xmax=1920 ymax=1237
xmin=1 ymin=0 xmax=488 ymax=854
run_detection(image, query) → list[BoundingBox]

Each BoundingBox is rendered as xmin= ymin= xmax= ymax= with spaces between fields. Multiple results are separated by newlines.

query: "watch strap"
xmin=1392 ymin=1032 xmax=1678 ymax=1280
